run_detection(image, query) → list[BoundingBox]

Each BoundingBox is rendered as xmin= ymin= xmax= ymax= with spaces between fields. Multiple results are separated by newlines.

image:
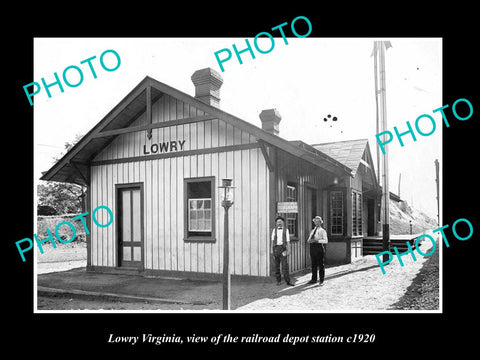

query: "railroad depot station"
xmin=41 ymin=67 xmax=382 ymax=279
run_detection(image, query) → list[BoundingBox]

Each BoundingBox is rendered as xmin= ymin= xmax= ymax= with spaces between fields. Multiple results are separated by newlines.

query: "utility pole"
xmin=435 ymin=159 xmax=440 ymax=226
xmin=373 ymin=40 xmax=392 ymax=261
xmin=398 ymin=173 xmax=401 ymax=199
xmin=373 ymin=42 xmax=381 ymax=185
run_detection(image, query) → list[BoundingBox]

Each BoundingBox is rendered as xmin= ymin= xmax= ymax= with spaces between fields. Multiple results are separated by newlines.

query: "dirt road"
xmin=36 ymin=238 xmax=439 ymax=311
xmin=36 ymin=241 xmax=87 ymax=274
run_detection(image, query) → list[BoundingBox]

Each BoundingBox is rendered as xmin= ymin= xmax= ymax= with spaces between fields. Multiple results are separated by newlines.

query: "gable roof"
xmin=40 ymin=75 xmax=353 ymax=186
xmin=40 ymin=77 xmax=155 ymax=186
xmin=311 ymin=139 xmax=379 ymax=189
xmin=311 ymin=139 xmax=369 ymax=176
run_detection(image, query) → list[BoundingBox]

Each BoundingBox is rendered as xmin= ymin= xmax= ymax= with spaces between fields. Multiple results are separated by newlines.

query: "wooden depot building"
xmin=41 ymin=68 xmax=381 ymax=279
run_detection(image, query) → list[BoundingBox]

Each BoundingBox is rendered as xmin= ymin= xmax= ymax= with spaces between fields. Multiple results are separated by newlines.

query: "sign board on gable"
xmin=277 ymin=202 xmax=298 ymax=213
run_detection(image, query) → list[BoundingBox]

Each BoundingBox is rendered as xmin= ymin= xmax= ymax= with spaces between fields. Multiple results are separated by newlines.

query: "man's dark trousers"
xmin=310 ymin=243 xmax=325 ymax=282
xmin=273 ymin=245 xmax=291 ymax=283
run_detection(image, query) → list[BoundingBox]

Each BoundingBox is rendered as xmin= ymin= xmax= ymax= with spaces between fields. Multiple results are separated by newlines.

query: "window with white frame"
xmin=351 ymin=238 xmax=363 ymax=259
xmin=188 ymin=198 xmax=212 ymax=232
xmin=184 ymin=177 xmax=215 ymax=241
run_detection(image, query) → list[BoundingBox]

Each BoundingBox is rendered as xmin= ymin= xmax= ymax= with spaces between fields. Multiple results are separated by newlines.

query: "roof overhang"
xmin=40 ymin=76 xmax=353 ymax=185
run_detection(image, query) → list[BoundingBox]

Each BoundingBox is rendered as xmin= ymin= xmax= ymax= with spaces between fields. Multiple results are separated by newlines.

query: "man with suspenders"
xmin=271 ymin=216 xmax=295 ymax=286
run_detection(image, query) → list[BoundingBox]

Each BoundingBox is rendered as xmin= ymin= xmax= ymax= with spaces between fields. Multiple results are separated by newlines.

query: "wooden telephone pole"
xmin=435 ymin=159 xmax=440 ymax=226
xmin=373 ymin=40 xmax=392 ymax=261
xmin=398 ymin=173 xmax=401 ymax=199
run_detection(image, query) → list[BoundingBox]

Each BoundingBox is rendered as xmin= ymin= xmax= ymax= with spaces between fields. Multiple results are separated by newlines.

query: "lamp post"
xmin=219 ymin=178 xmax=235 ymax=310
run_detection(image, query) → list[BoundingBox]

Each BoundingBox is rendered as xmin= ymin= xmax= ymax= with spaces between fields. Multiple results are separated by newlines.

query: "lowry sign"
xmin=143 ymin=139 xmax=186 ymax=155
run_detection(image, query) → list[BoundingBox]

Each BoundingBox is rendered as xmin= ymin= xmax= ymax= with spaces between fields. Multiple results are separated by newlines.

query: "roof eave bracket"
xmin=257 ymin=139 xmax=274 ymax=172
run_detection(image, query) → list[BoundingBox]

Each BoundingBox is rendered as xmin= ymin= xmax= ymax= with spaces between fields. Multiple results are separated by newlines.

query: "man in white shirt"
xmin=307 ymin=216 xmax=328 ymax=285
xmin=271 ymin=216 xmax=294 ymax=286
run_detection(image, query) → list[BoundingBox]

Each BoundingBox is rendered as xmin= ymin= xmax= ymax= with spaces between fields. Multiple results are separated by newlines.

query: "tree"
xmin=37 ymin=181 xmax=85 ymax=214
xmin=37 ymin=205 xmax=57 ymax=216
xmin=37 ymin=134 xmax=86 ymax=215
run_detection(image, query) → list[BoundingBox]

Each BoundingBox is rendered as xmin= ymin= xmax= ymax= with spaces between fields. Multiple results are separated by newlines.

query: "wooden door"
xmin=118 ymin=186 xmax=143 ymax=269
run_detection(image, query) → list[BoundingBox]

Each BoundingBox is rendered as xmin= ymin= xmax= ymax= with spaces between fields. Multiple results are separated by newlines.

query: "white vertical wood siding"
xmin=90 ymin=94 xmax=270 ymax=276
xmin=275 ymin=149 xmax=337 ymax=273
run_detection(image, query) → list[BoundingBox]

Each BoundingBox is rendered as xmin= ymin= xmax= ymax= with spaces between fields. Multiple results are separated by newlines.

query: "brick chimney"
xmin=259 ymin=108 xmax=282 ymax=136
xmin=191 ymin=68 xmax=224 ymax=108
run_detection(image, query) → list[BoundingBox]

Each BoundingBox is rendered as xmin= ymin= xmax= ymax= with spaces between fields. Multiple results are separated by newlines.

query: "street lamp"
xmin=219 ymin=178 xmax=235 ymax=310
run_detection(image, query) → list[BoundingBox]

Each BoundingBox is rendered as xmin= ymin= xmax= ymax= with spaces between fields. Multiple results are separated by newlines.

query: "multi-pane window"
xmin=286 ymin=184 xmax=298 ymax=238
xmin=352 ymin=190 xmax=363 ymax=236
xmin=330 ymin=191 xmax=344 ymax=235
xmin=351 ymin=239 xmax=363 ymax=259
xmin=358 ymin=193 xmax=362 ymax=235
xmin=352 ymin=192 xmax=357 ymax=235
xmin=184 ymin=177 xmax=215 ymax=241
xmin=188 ymin=198 xmax=212 ymax=232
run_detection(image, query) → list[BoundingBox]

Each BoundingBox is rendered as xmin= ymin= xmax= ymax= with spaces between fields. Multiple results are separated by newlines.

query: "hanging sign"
xmin=277 ymin=202 xmax=298 ymax=213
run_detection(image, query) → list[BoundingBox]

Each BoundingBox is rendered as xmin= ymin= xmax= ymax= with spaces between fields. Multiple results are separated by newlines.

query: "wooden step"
xmin=362 ymin=236 xmax=417 ymax=255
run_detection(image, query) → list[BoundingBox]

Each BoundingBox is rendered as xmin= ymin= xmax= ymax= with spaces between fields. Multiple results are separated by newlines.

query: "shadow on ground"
xmin=37 ymin=259 xmax=386 ymax=310
xmin=231 ymin=261 xmax=381 ymax=309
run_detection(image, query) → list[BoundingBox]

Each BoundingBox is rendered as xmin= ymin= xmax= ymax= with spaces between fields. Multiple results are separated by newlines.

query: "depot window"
xmin=352 ymin=190 xmax=363 ymax=236
xmin=286 ymin=183 xmax=298 ymax=238
xmin=184 ymin=177 xmax=215 ymax=242
xmin=330 ymin=191 xmax=344 ymax=235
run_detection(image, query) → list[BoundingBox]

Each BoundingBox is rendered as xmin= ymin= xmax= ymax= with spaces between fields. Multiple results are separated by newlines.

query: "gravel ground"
xmin=237 ymin=237 xmax=440 ymax=312
xmin=388 ymin=242 xmax=439 ymax=310
xmin=37 ymin=295 xmax=203 ymax=311
xmin=36 ymin=237 xmax=440 ymax=311
xmin=36 ymin=241 xmax=87 ymax=274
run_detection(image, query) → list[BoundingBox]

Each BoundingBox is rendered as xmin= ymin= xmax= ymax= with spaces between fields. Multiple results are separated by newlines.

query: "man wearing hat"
xmin=307 ymin=216 xmax=328 ymax=285
xmin=271 ymin=216 xmax=295 ymax=286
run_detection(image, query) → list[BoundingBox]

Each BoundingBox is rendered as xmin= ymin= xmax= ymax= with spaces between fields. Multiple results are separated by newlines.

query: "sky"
xmin=34 ymin=37 xmax=442 ymax=218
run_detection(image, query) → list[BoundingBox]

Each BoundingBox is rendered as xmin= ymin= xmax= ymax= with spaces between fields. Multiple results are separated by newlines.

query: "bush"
xmin=37 ymin=214 xmax=88 ymax=241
